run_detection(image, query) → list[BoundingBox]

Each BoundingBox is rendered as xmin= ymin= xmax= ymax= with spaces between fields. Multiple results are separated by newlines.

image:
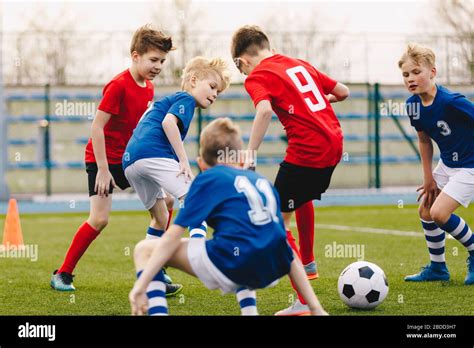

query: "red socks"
xmin=58 ymin=221 xmax=100 ymax=274
xmin=286 ymin=229 xmax=307 ymax=305
xmin=166 ymin=209 xmax=173 ymax=230
xmin=295 ymin=201 xmax=315 ymax=266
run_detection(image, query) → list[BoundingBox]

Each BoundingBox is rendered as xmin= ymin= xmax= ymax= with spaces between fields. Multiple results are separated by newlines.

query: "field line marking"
xmin=290 ymin=223 xmax=456 ymax=239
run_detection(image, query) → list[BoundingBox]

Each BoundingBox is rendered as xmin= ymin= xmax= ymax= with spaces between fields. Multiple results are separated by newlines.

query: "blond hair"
xmin=200 ymin=118 xmax=243 ymax=167
xmin=130 ymin=24 xmax=175 ymax=55
xmin=398 ymin=43 xmax=436 ymax=69
xmin=181 ymin=57 xmax=231 ymax=92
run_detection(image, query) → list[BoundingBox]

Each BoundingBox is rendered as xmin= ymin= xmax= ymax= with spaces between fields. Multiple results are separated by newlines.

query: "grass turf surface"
xmin=0 ymin=204 xmax=473 ymax=315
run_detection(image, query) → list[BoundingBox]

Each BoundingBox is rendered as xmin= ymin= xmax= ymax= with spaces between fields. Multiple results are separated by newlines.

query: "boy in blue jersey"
xmin=123 ymin=56 xmax=230 ymax=241
xmin=399 ymin=43 xmax=474 ymax=284
xmin=123 ymin=57 xmax=230 ymax=296
xmin=128 ymin=118 xmax=327 ymax=316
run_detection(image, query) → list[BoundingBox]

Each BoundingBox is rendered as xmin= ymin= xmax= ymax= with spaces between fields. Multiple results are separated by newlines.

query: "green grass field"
xmin=1 ymin=204 xmax=473 ymax=316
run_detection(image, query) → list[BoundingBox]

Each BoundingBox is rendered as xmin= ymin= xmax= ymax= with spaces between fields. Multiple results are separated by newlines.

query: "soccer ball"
xmin=337 ymin=261 xmax=389 ymax=309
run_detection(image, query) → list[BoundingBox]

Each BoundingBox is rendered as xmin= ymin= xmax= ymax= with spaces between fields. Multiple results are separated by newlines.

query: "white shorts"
xmin=433 ymin=160 xmax=474 ymax=208
xmin=124 ymin=158 xmax=191 ymax=210
xmin=187 ymin=238 xmax=240 ymax=294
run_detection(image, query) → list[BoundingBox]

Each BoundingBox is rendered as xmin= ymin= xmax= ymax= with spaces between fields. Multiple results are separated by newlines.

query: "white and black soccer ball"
xmin=337 ymin=261 xmax=389 ymax=309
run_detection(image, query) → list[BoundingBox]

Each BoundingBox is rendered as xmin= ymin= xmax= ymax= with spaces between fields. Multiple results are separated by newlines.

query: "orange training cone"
xmin=2 ymin=198 xmax=24 ymax=249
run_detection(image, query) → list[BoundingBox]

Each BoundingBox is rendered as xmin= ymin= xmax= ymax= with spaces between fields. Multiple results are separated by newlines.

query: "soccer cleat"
xmin=162 ymin=268 xmax=173 ymax=284
xmin=404 ymin=264 xmax=450 ymax=282
xmin=304 ymin=261 xmax=319 ymax=280
xmin=50 ymin=270 xmax=75 ymax=291
xmin=165 ymin=283 xmax=183 ymax=297
xmin=274 ymin=299 xmax=311 ymax=316
xmin=465 ymin=256 xmax=474 ymax=285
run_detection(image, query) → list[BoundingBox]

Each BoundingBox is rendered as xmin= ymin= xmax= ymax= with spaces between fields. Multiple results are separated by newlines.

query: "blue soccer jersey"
xmin=123 ymin=92 xmax=196 ymax=169
xmin=174 ymin=165 xmax=294 ymax=289
xmin=406 ymin=85 xmax=473 ymax=168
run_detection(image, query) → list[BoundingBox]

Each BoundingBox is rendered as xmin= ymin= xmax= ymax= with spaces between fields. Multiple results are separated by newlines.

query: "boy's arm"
xmin=91 ymin=110 xmax=116 ymax=196
xmin=288 ymin=252 xmax=328 ymax=315
xmin=162 ymin=113 xmax=194 ymax=181
xmin=246 ymin=100 xmax=273 ymax=168
xmin=417 ymin=131 xmax=437 ymax=207
xmin=326 ymin=82 xmax=350 ymax=103
xmin=129 ymin=224 xmax=186 ymax=315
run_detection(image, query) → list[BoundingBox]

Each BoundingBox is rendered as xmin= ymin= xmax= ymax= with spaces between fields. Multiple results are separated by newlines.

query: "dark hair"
xmin=130 ymin=24 xmax=175 ymax=55
xmin=231 ymin=25 xmax=270 ymax=59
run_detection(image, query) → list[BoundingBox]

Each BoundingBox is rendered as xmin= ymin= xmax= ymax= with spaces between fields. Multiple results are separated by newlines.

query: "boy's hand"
xmin=243 ymin=149 xmax=256 ymax=171
xmin=95 ymin=168 xmax=117 ymax=197
xmin=243 ymin=161 xmax=256 ymax=171
xmin=129 ymin=284 xmax=148 ymax=316
xmin=177 ymin=161 xmax=194 ymax=183
xmin=417 ymin=178 xmax=438 ymax=207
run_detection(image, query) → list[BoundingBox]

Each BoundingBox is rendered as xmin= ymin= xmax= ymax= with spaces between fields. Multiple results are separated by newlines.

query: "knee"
xmin=88 ymin=216 xmax=108 ymax=231
xmin=418 ymin=204 xmax=432 ymax=221
xmin=134 ymin=239 xmax=153 ymax=260
xmin=429 ymin=206 xmax=449 ymax=226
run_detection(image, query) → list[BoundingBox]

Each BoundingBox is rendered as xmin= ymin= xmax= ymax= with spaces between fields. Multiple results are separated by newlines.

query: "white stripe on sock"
xmin=424 ymin=228 xmax=444 ymax=237
xmin=459 ymin=228 xmax=472 ymax=244
xmin=430 ymin=254 xmax=446 ymax=263
xmin=190 ymin=229 xmax=207 ymax=237
xmin=241 ymin=306 xmax=258 ymax=315
xmin=450 ymin=219 xmax=466 ymax=237
xmin=146 ymin=234 xmax=160 ymax=240
xmin=236 ymin=289 xmax=255 ymax=301
xmin=147 ymin=281 xmax=166 ymax=293
xmin=426 ymin=240 xmax=445 ymax=249
xmin=148 ymin=296 xmax=167 ymax=308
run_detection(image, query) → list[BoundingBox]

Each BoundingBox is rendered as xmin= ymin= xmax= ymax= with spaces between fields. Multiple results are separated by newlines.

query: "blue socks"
xmin=441 ymin=214 xmax=474 ymax=257
xmin=137 ymin=270 xmax=168 ymax=316
xmin=236 ymin=287 xmax=258 ymax=315
xmin=146 ymin=227 xmax=164 ymax=240
xmin=189 ymin=221 xmax=207 ymax=239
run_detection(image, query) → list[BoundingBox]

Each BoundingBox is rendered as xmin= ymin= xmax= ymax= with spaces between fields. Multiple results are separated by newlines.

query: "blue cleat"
xmin=404 ymin=263 xmax=450 ymax=282
xmin=50 ymin=270 xmax=75 ymax=291
xmin=465 ymin=256 xmax=474 ymax=285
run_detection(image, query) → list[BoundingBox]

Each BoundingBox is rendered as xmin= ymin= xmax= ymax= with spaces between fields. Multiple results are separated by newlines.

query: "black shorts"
xmin=86 ymin=162 xmax=130 ymax=197
xmin=274 ymin=161 xmax=335 ymax=213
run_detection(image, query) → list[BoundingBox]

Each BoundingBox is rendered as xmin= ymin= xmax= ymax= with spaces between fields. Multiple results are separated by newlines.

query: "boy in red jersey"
xmin=231 ymin=25 xmax=349 ymax=315
xmin=51 ymin=25 xmax=180 ymax=295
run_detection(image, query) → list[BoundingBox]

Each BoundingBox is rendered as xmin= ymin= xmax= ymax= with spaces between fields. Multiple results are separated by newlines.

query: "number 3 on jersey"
xmin=234 ymin=176 xmax=279 ymax=226
xmin=286 ymin=66 xmax=327 ymax=112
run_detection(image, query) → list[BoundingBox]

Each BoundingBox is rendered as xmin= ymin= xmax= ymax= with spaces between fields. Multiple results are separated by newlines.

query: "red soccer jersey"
xmin=85 ymin=69 xmax=154 ymax=164
xmin=244 ymin=54 xmax=343 ymax=168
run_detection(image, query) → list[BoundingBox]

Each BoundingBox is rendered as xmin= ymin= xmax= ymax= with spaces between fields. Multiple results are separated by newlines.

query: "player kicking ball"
xmin=399 ymin=43 xmax=474 ymax=284
xmin=230 ymin=25 xmax=349 ymax=315
xmin=129 ymin=118 xmax=328 ymax=316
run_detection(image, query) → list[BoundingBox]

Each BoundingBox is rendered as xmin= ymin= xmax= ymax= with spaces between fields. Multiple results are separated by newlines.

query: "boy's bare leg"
xmin=288 ymin=251 xmax=328 ymax=315
xmin=148 ymin=198 xmax=169 ymax=234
